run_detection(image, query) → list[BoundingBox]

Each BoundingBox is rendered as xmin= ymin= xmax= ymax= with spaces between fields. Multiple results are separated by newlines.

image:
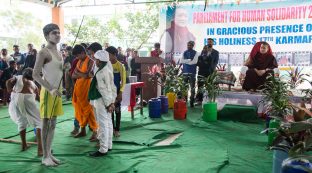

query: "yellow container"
xmin=166 ymin=92 xmax=176 ymax=109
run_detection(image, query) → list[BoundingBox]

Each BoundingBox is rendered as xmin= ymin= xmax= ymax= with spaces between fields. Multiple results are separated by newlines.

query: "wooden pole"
xmin=0 ymin=138 xmax=37 ymax=145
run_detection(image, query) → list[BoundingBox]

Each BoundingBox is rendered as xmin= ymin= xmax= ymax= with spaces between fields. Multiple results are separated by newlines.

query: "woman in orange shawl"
xmin=72 ymin=45 xmax=98 ymax=141
xmin=242 ymin=42 xmax=278 ymax=91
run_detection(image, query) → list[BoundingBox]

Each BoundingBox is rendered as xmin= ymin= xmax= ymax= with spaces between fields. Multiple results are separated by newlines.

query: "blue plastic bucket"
xmin=273 ymin=149 xmax=288 ymax=173
xmin=159 ymin=95 xmax=168 ymax=114
xmin=282 ymin=158 xmax=312 ymax=173
xmin=148 ymin=98 xmax=161 ymax=118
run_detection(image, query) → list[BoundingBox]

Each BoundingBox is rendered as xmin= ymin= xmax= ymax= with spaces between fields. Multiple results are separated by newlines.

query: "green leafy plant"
xmin=287 ymin=67 xmax=307 ymax=89
xmin=174 ymin=75 xmax=189 ymax=100
xmin=201 ymin=71 xmax=221 ymax=102
xmin=65 ymin=4 xmax=159 ymax=49
xmin=163 ymin=64 xmax=181 ymax=94
xmin=263 ymin=75 xmax=312 ymax=166
xmin=301 ymin=78 xmax=312 ymax=104
xmin=261 ymin=74 xmax=292 ymax=120
xmin=272 ymin=117 xmax=312 ymax=157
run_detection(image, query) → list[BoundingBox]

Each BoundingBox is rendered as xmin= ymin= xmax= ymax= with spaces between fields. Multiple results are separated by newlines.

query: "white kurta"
xmin=92 ymin=64 xmax=117 ymax=153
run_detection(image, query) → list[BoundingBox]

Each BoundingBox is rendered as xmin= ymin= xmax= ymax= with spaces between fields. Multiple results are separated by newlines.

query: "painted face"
xmin=47 ymin=29 xmax=61 ymax=44
xmin=259 ymin=44 xmax=269 ymax=54
xmin=174 ymin=8 xmax=188 ymax=27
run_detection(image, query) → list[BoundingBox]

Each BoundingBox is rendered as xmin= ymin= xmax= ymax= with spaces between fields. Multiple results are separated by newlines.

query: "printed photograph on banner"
xmin=219 ymin=53 xmax=229 ymax=64
xmin=276 ymin=53 xmax=293 ymax=66
xmin=294 ymin=52 xmax=311 ymax=66
xmin=229 ymin=53 xmax=244 ymax=66
xmin=160 ymin=5 xmax=196 ymax=57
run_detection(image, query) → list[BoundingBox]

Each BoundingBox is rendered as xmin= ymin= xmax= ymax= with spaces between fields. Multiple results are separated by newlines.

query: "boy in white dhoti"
xmin=88 ymin=50 xmax=116 ymax=157
xmin=7 ymin=68 xmax=42 ymax=156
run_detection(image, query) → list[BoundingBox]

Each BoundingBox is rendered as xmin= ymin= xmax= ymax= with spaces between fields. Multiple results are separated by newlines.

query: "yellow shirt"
xmin=112 ymin=61 xmax=126 ymax=92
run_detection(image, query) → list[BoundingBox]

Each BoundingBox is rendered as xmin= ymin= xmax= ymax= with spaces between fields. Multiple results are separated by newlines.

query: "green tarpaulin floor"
xmin=0 ymin=104 xmax=272 ymax=173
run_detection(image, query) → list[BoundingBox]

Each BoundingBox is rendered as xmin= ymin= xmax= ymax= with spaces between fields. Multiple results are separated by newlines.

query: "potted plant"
xmin=301 ymin=78 xmax=312 ymax=110
xmin=261 ymin=74 xmax=292 ymax=145
xmin=286 ymin=66 xmax=309 ymax=96
xmin=271 ymin=115 xmax=312 ymax=173
xmin=262 ymin=75 xmax=312 ymax=172
xmin=262 ymin=74 xmax=292 ymax=121
xmin=163 ymin=64 xmax=181 ymax=109
xmin=147 ymin=64 xmax=163 ymax=96
xmin=172 ymin=73 xmax=189 ymax=120
xmin=201 ymin=71 xmax=221 ymax=122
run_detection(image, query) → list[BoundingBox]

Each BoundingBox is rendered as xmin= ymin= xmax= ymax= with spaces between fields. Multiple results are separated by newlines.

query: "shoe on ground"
xmin=89 ymin=151 xmax=107 ymax=157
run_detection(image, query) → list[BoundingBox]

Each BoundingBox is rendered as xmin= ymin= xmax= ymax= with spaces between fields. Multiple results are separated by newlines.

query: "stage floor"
xmin=0 ymin=103 xmax=272 ymax=173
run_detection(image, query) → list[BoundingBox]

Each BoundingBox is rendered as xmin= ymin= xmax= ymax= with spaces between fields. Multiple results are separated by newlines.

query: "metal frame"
xmin=55 ymin=0 xmax=204 ymax=7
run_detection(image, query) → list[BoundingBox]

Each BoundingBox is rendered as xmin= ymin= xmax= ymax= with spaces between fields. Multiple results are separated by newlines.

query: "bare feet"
xmin=74 ymin=131 xmax=86 ymax=138
xmin=50 ymin=155 xmax=61 ymax=164
xmin=70 ymin=127 xmax=79 ymax=136
xmin=21 ymin=144 xmax=30 ymax=151
xmin=74 ymin=128 xmax=86 ymax=138
xmin=42 ymin=157 xmax=58 ymax=167
xmin=89 ymin=132 xmax=97 ymax=142
xmin=113 ymin=131 xmax=120 ymax=137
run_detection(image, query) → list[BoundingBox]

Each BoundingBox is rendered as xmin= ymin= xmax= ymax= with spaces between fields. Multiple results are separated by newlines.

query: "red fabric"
xmin=151 ymin=50 xmax=162 ymax=58
xmin=249 ymin=42 xmax=273 ymax=60
xmin=257 ymin=53 xmax=271 ymax=65
xmin=130 ymin=82 xmax=144 ymax=108
xmin=70 ymin=58 xmax=79 ymax=76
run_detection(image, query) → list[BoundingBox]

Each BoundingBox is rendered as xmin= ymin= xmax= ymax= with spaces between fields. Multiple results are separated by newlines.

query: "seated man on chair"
xmin=242 ymin=42 xmax=278 ymax=91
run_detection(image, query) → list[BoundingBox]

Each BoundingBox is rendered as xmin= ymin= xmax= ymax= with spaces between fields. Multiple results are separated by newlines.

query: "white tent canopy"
xmin=54 ymin=0 xmax=287 ymax=7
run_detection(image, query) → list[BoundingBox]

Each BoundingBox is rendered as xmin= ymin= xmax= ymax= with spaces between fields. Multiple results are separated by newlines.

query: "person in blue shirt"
xmin=11 ymin=45 xmax=26 ymax=71
xmin=180 ymin=41 xmax=199 ymax=107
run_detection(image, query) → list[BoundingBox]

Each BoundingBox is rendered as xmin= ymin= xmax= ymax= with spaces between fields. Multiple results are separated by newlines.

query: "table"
xmin=214 ymin=91 xmax=307 ymax=114
xmin=121 ymin=82 xmax=144 ymax=119
xmin=217 ymin=71 xmax=237 ymax=90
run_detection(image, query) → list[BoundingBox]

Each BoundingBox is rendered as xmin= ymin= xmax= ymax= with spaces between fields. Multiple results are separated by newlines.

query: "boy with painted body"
xmin=33 ymin=23 xmax=64 ymax=166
